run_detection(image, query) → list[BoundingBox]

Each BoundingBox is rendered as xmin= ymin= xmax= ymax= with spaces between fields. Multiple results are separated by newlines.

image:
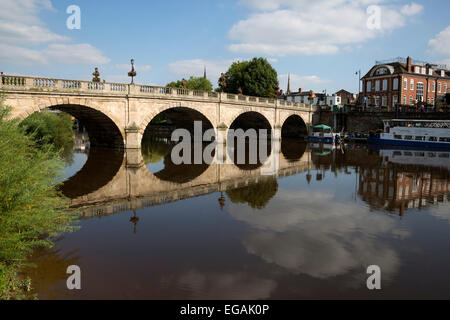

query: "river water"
xmin=27 ymin=138 xmax=450 ymax=299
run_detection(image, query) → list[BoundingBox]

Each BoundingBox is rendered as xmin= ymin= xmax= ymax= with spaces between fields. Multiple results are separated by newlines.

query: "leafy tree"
xmin=166 ymin=76 xmax=213 ymax=91
xmin=19 ymin=111 xmax=74 ymax=150
xmin=226 ymin=178 xmax=278 ymax=209
xmin=219 ymin=58 xmax=279 ymax=98
xmin=0 ymin=97 xmax=77 ymax=299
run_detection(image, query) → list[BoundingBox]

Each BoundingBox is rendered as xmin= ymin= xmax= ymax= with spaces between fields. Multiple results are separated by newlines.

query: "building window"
xmin=415 ymin=66 xmax=420 ymax=73
xmin=409 ymin=96 xmax=414 ymax=105
xmin=422 ymin=68 xmax=426 ymax=75
xmin=429 ymin=69 xmax=433 ymax=76
xmin=383 ymin=79 xmax=388 ymax=91
xmin=427 ymin=98 xmax=431 ymax=104
xmin=366 ymin=81 xmax=371 ymax=92
xmin=404 ymin=78 xmax=408 ymax=90
xmin=438 ymin=82 xmax=442 ymax=93
xmin=432 ymin=81 xmax=436 ymax=92
xmin=393 ymin=78 xmax=399 ymax=90
xmin=382 ymin=96 xmax=387 ymax=106
xmin=432 ymin=98 xmax=435 ymax=105
xmin=445 ymin=84 xmax=448 ymax=93
xmin=403 ymin=95 xmax=407 ymax=104
xmin=416 ymin=82 xmax=424 ymax=102
xmin=410 ymin=79 xmax=414 ymax=90
xmin=375 ymin=80 xmax=380 ymax=92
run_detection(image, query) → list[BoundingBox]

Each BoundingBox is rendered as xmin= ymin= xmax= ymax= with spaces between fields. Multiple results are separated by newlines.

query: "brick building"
xmin=361 ymin=57 xmax=450 ymax=110
xmin=335 ymin=89 xmax=357 ymax=105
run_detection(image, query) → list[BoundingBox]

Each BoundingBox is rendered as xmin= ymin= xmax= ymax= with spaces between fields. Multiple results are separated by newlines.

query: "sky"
xmin=0 ymin=0 xmax=449 ymax=94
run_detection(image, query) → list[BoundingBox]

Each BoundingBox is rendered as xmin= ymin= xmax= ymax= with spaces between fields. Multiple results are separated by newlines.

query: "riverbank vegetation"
xmin=0 ymin=98 xmax=77 ymax=299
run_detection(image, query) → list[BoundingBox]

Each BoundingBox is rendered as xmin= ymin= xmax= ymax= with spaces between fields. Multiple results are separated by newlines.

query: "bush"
xmin=0 ymin=100 xmax=77 ymax=299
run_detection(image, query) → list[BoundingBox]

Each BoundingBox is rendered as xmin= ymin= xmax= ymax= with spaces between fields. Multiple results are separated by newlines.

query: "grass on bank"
xmin=0 ymin=99 xmax=77 ymax=300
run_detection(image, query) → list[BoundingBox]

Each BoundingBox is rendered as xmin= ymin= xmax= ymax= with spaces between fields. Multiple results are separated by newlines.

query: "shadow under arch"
xmin=59 ymin=148 xmax=125 ymax=199
xmin=281 ymin=139 xmax=307 ymax=162
xmin=281 ymin=114 xmax=308 ymax=139
xmin=142 ymin=106 xmax=215 ymax=140
xmin=45 ymin=104 xmax=124 ymax=148
xmin=227 ymin=111 xmax=272 ymax=171
xmin=142 ymin=107 xmax=215 ymax=184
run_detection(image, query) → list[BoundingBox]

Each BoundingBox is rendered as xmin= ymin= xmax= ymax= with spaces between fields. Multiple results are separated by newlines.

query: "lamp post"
xmin=128 ymin=59 xmax=137 ymax=84
xmin=355 ymin=70 xmax=361 ymax=105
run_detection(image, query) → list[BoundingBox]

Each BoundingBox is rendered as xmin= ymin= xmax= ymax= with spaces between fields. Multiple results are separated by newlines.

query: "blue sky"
xmin=1 ymin=0 xmax=449 ymax=94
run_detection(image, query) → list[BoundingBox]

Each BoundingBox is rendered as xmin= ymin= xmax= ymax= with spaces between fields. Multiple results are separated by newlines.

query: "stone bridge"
xmin=1 ymin=75 xmax=318 ymax=149
xmin=60 ymin=146 xmax=313 ymax=218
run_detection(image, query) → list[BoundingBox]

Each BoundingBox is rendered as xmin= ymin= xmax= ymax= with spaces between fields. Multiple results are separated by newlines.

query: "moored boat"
xmin=308 ymin=124 xmax=341 ymax=144
xmin=368 ymin=119 xmax=450 ymax=149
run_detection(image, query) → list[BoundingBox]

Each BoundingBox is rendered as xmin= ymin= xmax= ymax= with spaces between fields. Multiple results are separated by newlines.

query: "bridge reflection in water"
xmin=61 ymin=138 xmax=313 ymax=218
xmin=28 ymin=140 xmax=450 ymax=300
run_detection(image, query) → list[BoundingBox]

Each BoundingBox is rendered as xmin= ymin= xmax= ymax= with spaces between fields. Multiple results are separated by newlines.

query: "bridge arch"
xmin=228 ymin=111 xmax=273 ymax=132
xmin=281 ymin=114 xmax=308 ymax=139
xmin=17 ymin=100 xmax=125 ymax=148
xmin=138 ymin=103 xmax=217 ymax=137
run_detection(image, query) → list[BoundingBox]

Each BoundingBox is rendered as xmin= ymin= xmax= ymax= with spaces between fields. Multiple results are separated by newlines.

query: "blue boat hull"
xmin=308 ymin=137 xmax=337 ymax=143
xmin=368 ymin=137 xmax=450 ymax=149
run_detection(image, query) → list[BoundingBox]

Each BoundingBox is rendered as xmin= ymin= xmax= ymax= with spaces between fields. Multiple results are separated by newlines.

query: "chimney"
xmin=407 ymin=56 xmax=412 ymax=73
xmin=299 ymin=88 xmax=303 ymax=93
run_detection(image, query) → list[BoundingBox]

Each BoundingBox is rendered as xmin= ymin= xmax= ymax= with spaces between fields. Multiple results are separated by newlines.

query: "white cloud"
xmin=0 ymin=22 xmax=69 ymax=45
xmin=278 ymin=73 xmax=329 ymax=92
xmin=428 ymin=26 xmax=450 ymax=57
xmin=400 ymin=2 xmax=423 ymax=16
xmin=0 ymin=0 xmax=109 ymax=66
xmin=168 ymin=58 xmax=238 ymax=83
xmin=0 ymin=43 xmax=110 ymax=66
xmin=229 ymin=1 xmax=423 ymax=56
xmin=228 ymin=189 xmax=405 ymax=282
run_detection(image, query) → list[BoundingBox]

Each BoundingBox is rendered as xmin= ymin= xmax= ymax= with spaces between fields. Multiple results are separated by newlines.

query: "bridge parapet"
xmin=1 ymin=74 xmax=317 ymax=112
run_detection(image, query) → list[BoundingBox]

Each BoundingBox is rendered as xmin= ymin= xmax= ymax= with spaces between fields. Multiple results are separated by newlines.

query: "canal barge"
xmin=368 ymin=119 xmax=450 ymax=149
xmin=308 ymin=124 xmax=341 ymax=144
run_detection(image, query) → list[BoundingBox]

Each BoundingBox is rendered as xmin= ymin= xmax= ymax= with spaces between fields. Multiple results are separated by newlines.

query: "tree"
xmin=166 ymin=76 xmax=213 ymax=91
xmin=0 ymin=96 xmax=76 ymax=299
xmin=226 ymin=178 xmax=278 ymax=209
xmin=219 ymin=58 xmax=279 ymax=98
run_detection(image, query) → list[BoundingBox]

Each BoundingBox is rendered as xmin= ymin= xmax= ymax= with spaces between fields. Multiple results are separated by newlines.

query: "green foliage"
xmin=219 ymin=57 xmax=279 ymax=98
xmin=226 ymin=178 xmax=278 ymax=209
xmin=166 ymin=76 xmax=213 ymax=91
xmin=19 ymin=111 xmax=74 ymax=150
xmin=0 ymin=98 xmax=77 ymax=299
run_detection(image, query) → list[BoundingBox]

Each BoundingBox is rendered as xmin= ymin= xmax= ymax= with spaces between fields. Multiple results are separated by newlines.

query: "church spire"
xmin=287 ymin=73 xmax=291 ymax=94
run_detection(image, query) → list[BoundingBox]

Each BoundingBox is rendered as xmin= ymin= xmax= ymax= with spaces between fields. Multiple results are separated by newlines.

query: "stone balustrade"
xmin=0 ymin=74 xmax=316 ymax=111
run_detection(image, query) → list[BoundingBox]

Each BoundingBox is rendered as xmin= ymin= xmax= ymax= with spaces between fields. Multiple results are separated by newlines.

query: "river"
xmin=26 ymin=138 xmax=450 ymax=299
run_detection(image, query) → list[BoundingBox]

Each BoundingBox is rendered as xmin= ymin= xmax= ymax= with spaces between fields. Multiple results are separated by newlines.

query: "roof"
xmin=362 ymin=61 xmax=450 ymax=80
xmin=313 ymin=124 xmax=332 ymax=130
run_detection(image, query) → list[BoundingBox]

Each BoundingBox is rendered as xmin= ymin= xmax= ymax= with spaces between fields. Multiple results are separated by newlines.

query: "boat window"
xmin=404 ymin=136 xmax=413 ymax=140
xmin=415 ymin=152 xmax=425 ymax=157
xmin=428 ymin=153 xmax=436 ymax=157
xmin=404 ymin=152 xmax=413 ymax=156
xmin=394 ymin=135 xmax=402 ymax=139
xmin=393 ymin=151 xmax=402 ymax=156
xmin=429 ymin=137 xmax=438 ymax=142
xmin=438 ymin=153 xmax=450 ymax=158
xmin=415 ymin=136 xmax=425 ymax=141
xmin=439 ymin=137 xmax=450 ymax=142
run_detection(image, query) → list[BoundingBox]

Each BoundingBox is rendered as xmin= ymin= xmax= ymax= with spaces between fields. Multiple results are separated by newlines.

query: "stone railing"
xmin=0 ymin=74 xmax=316 ymax=111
